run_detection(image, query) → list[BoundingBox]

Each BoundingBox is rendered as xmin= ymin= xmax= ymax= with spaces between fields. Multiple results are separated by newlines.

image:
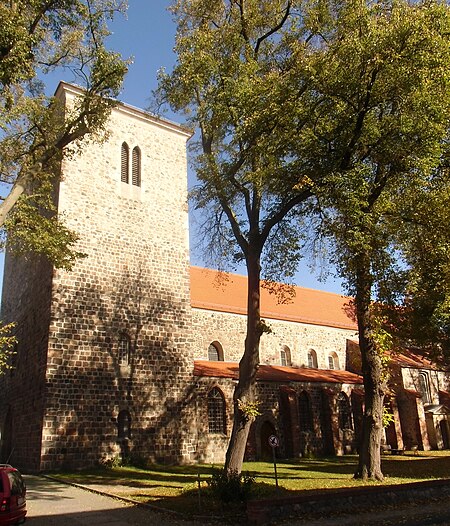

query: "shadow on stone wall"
xmin=0 ymin=252 xmax=54 ymax=471
xmin=43 ymin=262 xmax=199 ymax=469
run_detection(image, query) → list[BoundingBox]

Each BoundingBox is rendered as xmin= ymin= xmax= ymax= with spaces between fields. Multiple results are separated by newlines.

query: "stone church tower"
xmin=0 ymin=83 xmax=196 ymax=470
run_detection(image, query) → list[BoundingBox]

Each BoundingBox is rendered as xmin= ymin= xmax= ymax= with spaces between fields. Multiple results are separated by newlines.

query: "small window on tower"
xmin=117 ymin=409 xmax=131 ymax=440
xmin=132 ymin=146 xmax=141 ymax=187
xmin=118 ymin=333 xmax=131 ymax=366
xmin=121 ymin=142 xmax=129 ymax=183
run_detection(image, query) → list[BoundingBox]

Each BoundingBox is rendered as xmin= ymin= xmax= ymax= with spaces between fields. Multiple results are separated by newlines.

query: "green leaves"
xmin=307 ymin=0 xmax=450 ymax=300
xmin=0 ymin=322 xmax=16 ymax=375
xmin=306 ymin=0 xmax=450 ymax=478
xmin=0 ymin=0 xmax=127 ymax=267
xmin=4 ymin=193 xmax=86 ymax=271
xmin=394 ymin=174 xmax=450 ymax=359
xmin=158 ymin=0 xmax=320 ymax=278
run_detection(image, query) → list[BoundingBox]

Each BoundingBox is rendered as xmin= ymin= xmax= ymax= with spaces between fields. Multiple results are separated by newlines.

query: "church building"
xmin=1 ymin=83 xmax=449 ymax=471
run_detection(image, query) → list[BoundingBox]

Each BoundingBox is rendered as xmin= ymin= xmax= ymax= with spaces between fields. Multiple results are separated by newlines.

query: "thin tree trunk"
xmin=354 ymin=259 xmax=385 ymax=481
xmin=225 ymin=249 xmax=262 ymax=474
xmin=0 ymin=171 xmax=33 ymax=228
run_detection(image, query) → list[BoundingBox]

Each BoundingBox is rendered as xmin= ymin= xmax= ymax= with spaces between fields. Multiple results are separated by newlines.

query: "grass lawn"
xmin=51 ymin=451 xmax=450 ymax=517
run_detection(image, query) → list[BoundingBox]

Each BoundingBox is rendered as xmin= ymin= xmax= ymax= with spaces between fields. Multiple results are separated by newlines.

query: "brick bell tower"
xmin=0 ymin=82 xmax=197 ymax=470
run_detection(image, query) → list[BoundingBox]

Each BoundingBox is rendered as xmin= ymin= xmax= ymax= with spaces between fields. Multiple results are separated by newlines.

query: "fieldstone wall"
xmin=193 ymin=375 xmax=359 ymax=463
xmin=40 ymin=88 xmax=194 ymax=469
xmin=191 ymin=308 xmax=357 ymax=369
xmin=247 ymin=478 xmax=450 ymax=525
xmin=1 ymin=84 xmax=196 ymax=471
xmin=0 ymin=251 xmax=53 ymax=471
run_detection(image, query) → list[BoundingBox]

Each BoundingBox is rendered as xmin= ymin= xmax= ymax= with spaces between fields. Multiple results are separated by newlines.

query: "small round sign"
xmin=268 ymin=434 xmax=279 ymax=448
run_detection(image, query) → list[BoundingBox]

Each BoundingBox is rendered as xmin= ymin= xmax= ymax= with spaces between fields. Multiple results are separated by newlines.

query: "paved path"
xmin=24 ymin=475 xmax=217 ymax=525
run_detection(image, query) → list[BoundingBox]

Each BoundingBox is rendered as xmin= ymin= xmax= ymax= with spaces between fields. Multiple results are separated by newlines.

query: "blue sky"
xmin=108 ymin=1 xmax=177 ymax=111
xmin=1 ymin=0 xmax=344 ymax=296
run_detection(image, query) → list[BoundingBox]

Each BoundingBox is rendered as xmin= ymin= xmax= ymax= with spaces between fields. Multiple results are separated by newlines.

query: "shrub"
xmin=98 ymin=455 xmax=122 ymax=469
xmin=208 ymin=468 xmax=255 ymax=503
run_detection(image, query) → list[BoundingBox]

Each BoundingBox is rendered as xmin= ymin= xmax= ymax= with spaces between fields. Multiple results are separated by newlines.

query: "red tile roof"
xmin=193 ymin=360 xmax=363 ymax=385
xmin=389 ymin=349 xmax=435 ymax=369
xmin=348 ymin=340 xmax=438 ymax=371
xmin=190 ymin=267 xmax=357 ymax=330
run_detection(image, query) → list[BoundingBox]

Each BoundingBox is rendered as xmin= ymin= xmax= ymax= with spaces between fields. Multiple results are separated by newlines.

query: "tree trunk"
xmin=354 ymin=259 xmax=385 ymax=481
xmin=225 ymin=249 xmax=262 ymax=474
xmin=0 ymin=170 xmax=32 ymax=228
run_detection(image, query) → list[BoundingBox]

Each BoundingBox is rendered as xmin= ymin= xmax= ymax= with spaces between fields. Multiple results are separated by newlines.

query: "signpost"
xmin=268 ymin=434 xmax=279 ymax=489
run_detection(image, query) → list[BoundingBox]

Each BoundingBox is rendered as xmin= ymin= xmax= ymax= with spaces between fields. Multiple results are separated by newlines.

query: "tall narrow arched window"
xmin=208 ymin=342 xmax=223 ymax=361
xmin=307 ymin=349 xmax=318 ymax=368
xmin=280 ymin=345 xmax=291 ymax=366
xmin=117 ymin=409 xmax=131 ymax=440
xmin=208 ymin=387 xmax=226 ymax=433
xmin=118 ymin=333 xmax=131 ymax=366
xmin=337 ymin=392 xmax=353 ymax=431
xmin=298 ymin=391 xmax=314 ymax=432
xmin=418 ymin=372 xmax=431 ymax=404
xmin=121 ymin=142 xmax=129 ymax=183
xmin=132 ymin=146 xmax=141 ymax=187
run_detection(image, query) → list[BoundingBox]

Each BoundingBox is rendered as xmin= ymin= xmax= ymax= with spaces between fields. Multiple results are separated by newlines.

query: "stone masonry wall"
xmin=193 ymin=375 xmax=359 ymax=463
xmin=191 ymin=308 xmax=357 ymax=369
xmin=0 ymin=251 xmax=53 ymax=471
xmin=247 ymin=479 xmax=450 ymax=525
xmin=39 ymin=87 xmax=196 ymax=469
xmin=190 ymin=306 xmax=359 ymax=462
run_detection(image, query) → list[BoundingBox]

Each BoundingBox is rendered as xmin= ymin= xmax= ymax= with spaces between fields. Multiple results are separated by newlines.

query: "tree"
xmin=157 ymin=0 xmax=327 ymax=474
xmin=392 ymin=170 xmax=450 ymax=361
xmin=159 ymin=0 xmax=450 ymax=481
xmin=0 ymin=0 xmax=128 ymax=269
xmin=301 ymin=0 xmax=450 ymax=479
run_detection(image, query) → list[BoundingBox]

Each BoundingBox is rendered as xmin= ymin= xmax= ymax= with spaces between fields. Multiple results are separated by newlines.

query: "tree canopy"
xmin=393 ymin=169 xmax=450 ymax=362
xmin=159 ymin=0 xmax=318 ymax=281
xmin=157 ymin=0 xmax=328 ymax=473
xmin=160 ymin=0 xmax=450 ymax=479
xmin=295 ymin=0 xmax=450 ymax=479
xmin=0 ymin=0 xmax=128 ymax=269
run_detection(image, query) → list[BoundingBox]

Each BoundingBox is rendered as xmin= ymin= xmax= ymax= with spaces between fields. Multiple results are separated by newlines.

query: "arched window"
xmin=208 ymin=342 xmax=223 ymax=361
xmin=307 ymin=349 xmax=318 ymax=368
xmin=418 ymin=372 xmax=431 ymax=404
xmin=117 ymin=409 xmax=131 ymax=440
xmin=298 ymin=391 xmax=314 ymax=432
xmin=118 ymin=333 xmax=131 ymax=366
xmin=121 ymin=142 xmax=129 ymax=183
xmin=337 ymin=392 xmax=353 ymax=430
xmin=132 ymin=146 xmax=141 ymax=187
xmin=280 ymin=345 xmax=291 ymax=367
xmin=328 ymin=352 xmax=339 ymax=370
xmin=208 ymin=387 xmax=226 ymax=434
